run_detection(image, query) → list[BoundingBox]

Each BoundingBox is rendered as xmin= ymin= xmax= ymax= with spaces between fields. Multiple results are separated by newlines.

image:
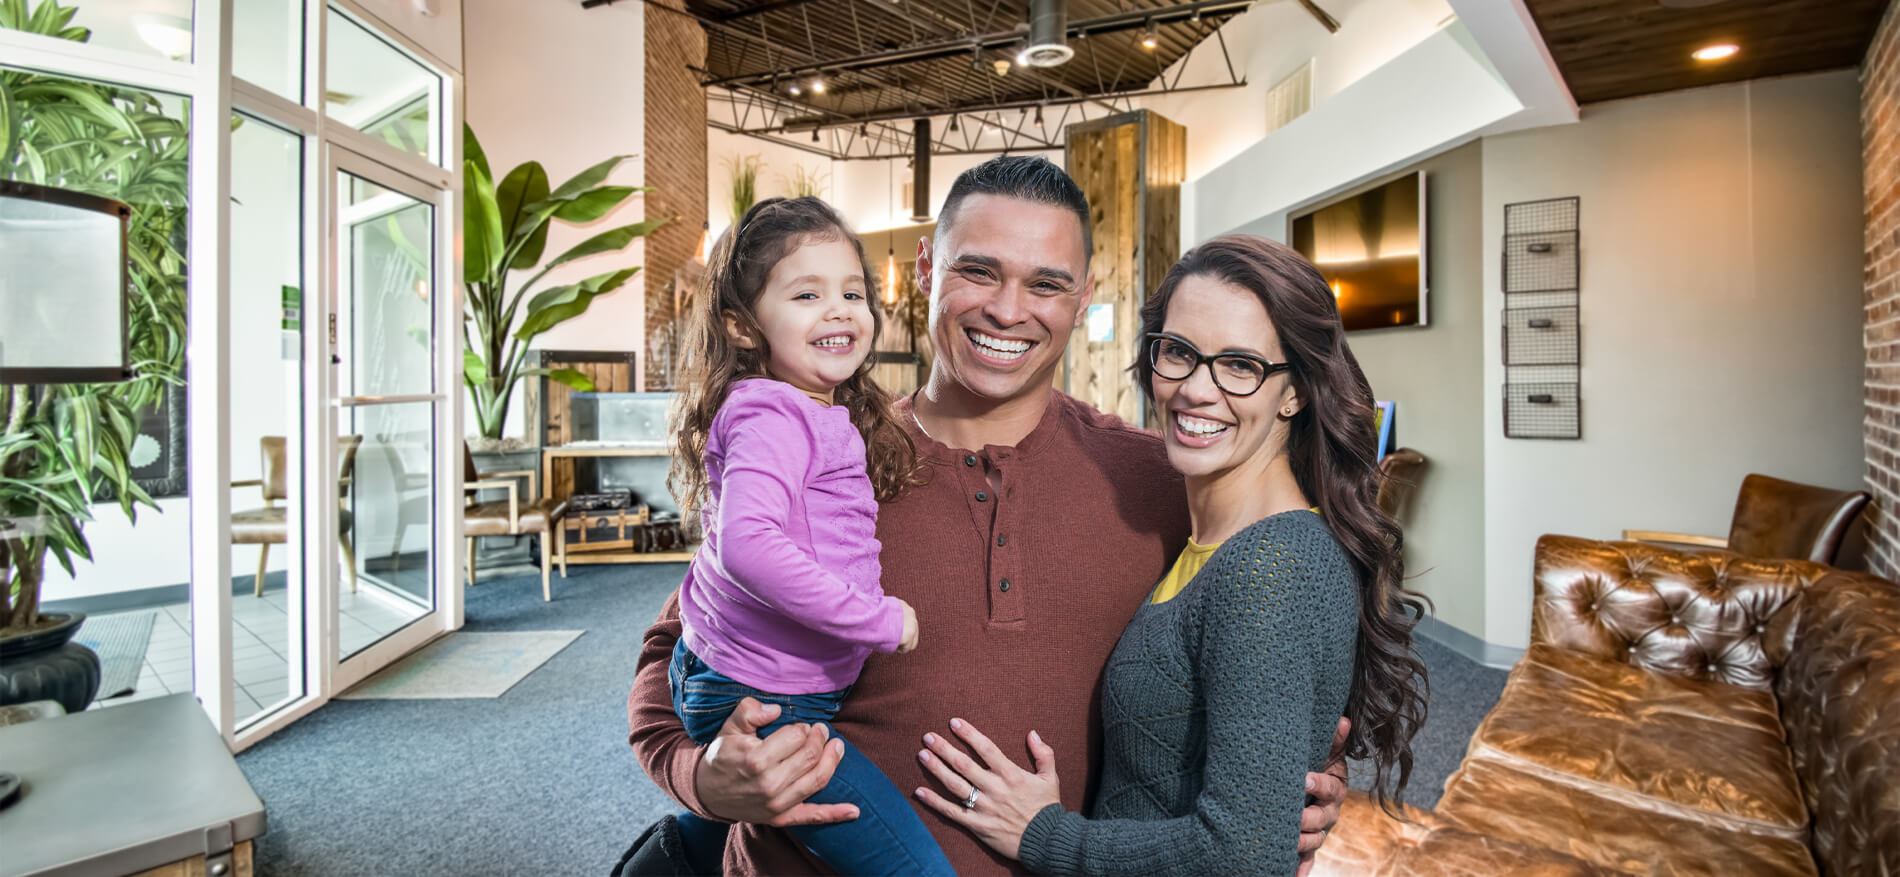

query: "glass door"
xmin=325 ymin=145 xmax=454 ymax=689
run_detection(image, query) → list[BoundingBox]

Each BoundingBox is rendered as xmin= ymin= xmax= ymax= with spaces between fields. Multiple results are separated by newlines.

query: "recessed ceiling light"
xmin=1692 ymin=43 xmax=1739 ymax=61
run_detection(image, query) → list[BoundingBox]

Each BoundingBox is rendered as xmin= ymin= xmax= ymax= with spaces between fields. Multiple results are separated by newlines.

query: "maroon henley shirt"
xmin=628 ymin=391 xmax=1190 ymax=875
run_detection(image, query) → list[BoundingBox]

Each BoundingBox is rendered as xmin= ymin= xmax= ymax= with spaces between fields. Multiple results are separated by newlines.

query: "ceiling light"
xmin=859 ymin=123 xmax=868 ymax=136
xmin=1692 ymin=43 xmax=1738 ymax=62
xmin=811 ymin=78 xmax=826 ymax=94
xmin=1141 ymin=19 xmax=1158 ymax=51
xmin=1020 ymin=0 xmax=1073 ymax=67
xmin=948 ymin=114 xmax=959 ymax=132
xmin=812 ymin=127 xmax=821 ymax=142
xmin=1034 ymin=106 xmax=1044 ymax=128
xmin=789 ymin=82 xmax=802 ymax=96
xmin=993 ymin=58 xmax=1012 ymax=77
xmin=131 ymin=13 xmax=192 ymax=60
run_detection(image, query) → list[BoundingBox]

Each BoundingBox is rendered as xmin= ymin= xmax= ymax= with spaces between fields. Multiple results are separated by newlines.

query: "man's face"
xmin=917 ymin=194 xmax=1094 ymax=404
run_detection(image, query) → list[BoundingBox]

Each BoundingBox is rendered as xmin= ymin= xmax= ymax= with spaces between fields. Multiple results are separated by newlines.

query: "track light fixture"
xmin=812 ymin=127 xmax=820 ymax=142
xmin=811 ymin=77 xmax=826 ymax=94
xmin=948 ymin=114 xmax=959 ymax=133
xmin=859 ymin=122 xmax=869 ymax=136
xmin=789 ymin=82 xmax=802 ymax=96
xmin=1034 ymin=105 xmax=1044 ymax=128
xmin=1141 ymin=19 xmax=1158 ymax=50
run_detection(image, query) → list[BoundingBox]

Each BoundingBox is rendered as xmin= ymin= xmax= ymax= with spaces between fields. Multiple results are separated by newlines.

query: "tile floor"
xmin=92 ymin=583 xmax=426 ymax=725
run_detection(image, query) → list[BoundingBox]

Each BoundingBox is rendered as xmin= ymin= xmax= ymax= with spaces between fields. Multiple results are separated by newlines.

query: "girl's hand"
xmin=914 ymin=718 xmax=1062 ymax=860
xmin=896 ymin=599 xmax=919 ymax=653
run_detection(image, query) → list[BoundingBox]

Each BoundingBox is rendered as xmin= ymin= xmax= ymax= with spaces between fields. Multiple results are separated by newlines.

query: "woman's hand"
xmin=913 ymin=718 xmax=1062 ymax=861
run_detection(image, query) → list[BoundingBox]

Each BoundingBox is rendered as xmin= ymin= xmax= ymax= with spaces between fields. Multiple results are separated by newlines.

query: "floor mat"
xmin=76 ymin=612 xmax=157 ymax=701
xmin=337 ymin=630 xmax=584 ymax=699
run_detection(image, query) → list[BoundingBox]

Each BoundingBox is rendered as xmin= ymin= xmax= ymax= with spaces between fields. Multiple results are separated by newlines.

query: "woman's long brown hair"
xmin=1133 ymin=233 xmax=1431 ymax=815
xmin=669 ymin=197 xmax=918 ymax=516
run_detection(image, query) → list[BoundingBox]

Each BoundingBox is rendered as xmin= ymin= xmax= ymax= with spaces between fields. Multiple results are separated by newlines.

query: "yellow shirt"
xmin=1151 ymin=537 xmax=1221 ymax=604
xmin=1152 ymin=510 xmax=1321 ymax=604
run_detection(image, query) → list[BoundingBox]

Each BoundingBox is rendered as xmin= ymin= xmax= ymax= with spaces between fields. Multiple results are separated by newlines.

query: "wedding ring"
xmin=961 ymin=787 xmax=982 ymax=810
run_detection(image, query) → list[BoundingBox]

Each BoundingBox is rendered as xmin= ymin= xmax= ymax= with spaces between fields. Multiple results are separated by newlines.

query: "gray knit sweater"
xmin=1018 ymin=510 xmax=1360 ymax=876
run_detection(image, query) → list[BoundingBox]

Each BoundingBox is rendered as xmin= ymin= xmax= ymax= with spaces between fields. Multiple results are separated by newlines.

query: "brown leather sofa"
xmin=1317 ymin=535 xmax=1900 ymax=876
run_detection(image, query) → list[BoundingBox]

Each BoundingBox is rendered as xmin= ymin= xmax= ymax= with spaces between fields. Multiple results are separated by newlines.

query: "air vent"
xmin=1265 ymin=61 xmax=1313 ymax=134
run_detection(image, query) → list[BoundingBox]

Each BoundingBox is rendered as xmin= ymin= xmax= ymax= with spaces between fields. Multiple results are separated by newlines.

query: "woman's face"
xmin=1152 ymin=273 xmax=1301 ymax=482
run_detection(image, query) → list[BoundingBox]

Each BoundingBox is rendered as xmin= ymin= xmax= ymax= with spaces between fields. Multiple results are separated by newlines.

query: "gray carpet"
xmin=76 ymin=611 xmax=156 ymax=701
xmin=1346 ymin=633 xmax=1510 ymax=810
xmin=234 ymin=565 xmax=1508 ymax=875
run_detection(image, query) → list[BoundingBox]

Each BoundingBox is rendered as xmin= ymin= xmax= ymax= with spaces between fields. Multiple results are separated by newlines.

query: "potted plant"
xmin=1 ymin=0 xmax=189 ymax=712
xmin=462 ymin=124 xmax=666 ymax=450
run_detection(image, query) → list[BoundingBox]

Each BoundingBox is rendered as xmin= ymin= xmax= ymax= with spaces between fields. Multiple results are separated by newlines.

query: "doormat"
xmin=76 ymin=611 xmax=156 ymax=701
xmin=338 ymin=631 xmax=584 ymax=699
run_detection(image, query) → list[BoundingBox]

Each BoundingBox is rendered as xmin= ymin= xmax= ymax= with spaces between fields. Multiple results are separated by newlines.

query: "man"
xmin=628 ymin=156 xmax=1349 ymax=875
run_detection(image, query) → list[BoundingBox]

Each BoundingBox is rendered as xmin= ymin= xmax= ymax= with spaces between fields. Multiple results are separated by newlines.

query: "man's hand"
xmin=695 ymin=697 xmax=860 ymax=827
xmin=1296 ymin=717 xmax=1352 ymax=877
xmin=896 ymin=599 xmax=920 ymax=654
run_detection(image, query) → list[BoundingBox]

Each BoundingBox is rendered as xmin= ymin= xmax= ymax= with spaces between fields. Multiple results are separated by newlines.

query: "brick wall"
xmin=1866 ymin=0 xmax=1900 ymax=577
xmin=644 ymin=0 xmax=708 ymax=390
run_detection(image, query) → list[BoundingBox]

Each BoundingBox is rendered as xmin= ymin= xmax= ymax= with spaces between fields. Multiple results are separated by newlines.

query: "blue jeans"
xmin=668 ymin=642 xmax=953 ymax=877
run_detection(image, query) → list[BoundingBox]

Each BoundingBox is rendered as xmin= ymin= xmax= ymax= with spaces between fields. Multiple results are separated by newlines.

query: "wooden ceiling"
xmin=1524 ymin=0 xmax=1888 ymax=105
xmin=683 ymin=0 xmax=1249 ymax=127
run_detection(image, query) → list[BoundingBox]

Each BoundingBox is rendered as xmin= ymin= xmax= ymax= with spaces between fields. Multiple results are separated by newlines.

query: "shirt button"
xmin=999 ymin=578 xmax=1011 ymax=592
xmin=964 ymin=455 xmax=978 ymax=467
xmin=975 ymin=491 xmax=988 ymax=502
xmin=997 ymin=534 xmax=1007 ymax=547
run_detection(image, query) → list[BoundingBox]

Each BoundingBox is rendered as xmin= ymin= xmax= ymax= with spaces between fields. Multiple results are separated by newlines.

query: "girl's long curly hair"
xmin=1133 ymin=233 xmax=1431 ymax=815
xmin=669 ymin=197 xmax=917 ymax=516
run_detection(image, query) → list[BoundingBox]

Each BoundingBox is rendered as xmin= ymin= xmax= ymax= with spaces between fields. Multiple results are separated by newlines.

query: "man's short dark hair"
xmin=935 ymin=155 xmax=1092 ymax=268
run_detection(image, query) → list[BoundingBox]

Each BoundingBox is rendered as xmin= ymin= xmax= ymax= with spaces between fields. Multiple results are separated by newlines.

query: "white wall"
xmin=1479 ymin=71 xmax=1865 ymax=648
xmin=1186 ymin=22 xmax=1521 ymax=246
xmin=831 ymin=148 xmax=1059 ymax=235
xmin=706 ymin=126 xmax=835 ymax=241
xmin=464 ymin=0 xmax=645 ymax=438
xmin=1133 ymin=0 xmax=1453 ymax=183
xmin=1325 ymin=142 xmax=1489 ymax=637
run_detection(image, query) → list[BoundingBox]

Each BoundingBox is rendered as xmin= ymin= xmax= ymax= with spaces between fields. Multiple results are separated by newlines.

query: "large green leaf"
xmin=464 ymin=159 xmax=504 ymax=284
xmin=463 ymin=122 xmax=490 ymax=184
xmin=546 ymin=154 xmax=630 ymax=202
xmin=495 ymin=160 xmax=551 ymax=270
xmin=514 ymin=267 xmax=640 ymax=339
xmin=552 ymin=185 xmax=638 ymax=224
xmin=545 ymin=218 xmax=669 ymax=270
xmin=520 ymin=367 xmax=596 ymax=392
xmin=463 ymin=349 xmax=487 ymax=387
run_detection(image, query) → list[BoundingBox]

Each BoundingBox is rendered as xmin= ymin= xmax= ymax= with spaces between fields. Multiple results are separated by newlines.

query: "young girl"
xmin=664 ymin=196 xmax=952 ymax=876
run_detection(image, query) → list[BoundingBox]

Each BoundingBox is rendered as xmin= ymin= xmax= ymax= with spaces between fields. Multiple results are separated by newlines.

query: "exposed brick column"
xmin=1865 ymin=0 xmax=1900 ymax=577
xmin=644 ymin=0 xmax=708 ymax=390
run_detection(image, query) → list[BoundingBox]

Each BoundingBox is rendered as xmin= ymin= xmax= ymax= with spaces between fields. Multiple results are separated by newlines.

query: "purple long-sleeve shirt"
xmin=678 ymin=378 xmax=906 ymax=694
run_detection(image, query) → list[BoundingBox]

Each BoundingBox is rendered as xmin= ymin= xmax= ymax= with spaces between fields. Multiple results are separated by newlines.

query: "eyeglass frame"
xmin=1142 ymin=332 xmax=1293 ymax=398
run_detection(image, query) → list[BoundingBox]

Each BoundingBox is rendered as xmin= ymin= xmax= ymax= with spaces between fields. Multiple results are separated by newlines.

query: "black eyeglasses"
xmin=1144 ymin=332 xmax=1291 ymax=397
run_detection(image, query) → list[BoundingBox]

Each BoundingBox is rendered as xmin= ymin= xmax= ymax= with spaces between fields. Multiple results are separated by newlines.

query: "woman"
xmin=910 ymin=234 xmax=1430 ymax=875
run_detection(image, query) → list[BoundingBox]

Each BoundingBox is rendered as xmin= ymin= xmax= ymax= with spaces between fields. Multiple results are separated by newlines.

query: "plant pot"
xmin=0 ymin=613 xmax=102 ymax=714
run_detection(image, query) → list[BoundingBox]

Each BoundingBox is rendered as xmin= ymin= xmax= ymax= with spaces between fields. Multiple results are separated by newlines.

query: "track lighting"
xmin=789 ymin=82 xmax=802 ymax=96
xmin=948 ymin=114 xmax=959 ymax=133
xmin=859 ymin=122 xmax=869 ymax=136
xmin=811 ymin=77 xmax=826 ymax=94
xmin=1034 ymin=105 xmax=1044 ymax=128
xmin=812 ymin=127 xmax=820 ymax=142
xmin=1141 ymin=19 xmax=1158 ymax=50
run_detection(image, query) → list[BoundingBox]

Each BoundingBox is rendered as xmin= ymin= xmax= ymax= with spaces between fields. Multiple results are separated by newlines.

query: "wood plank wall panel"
xmin=1064 ymin=110 xmax=1186 ymax=427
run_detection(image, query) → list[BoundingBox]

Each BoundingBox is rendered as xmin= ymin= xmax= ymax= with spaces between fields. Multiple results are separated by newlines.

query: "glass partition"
xmin=325 ymin=6 xmax=440 ymax=165
xmin=2 ymin=0 xmax=195 ymax=62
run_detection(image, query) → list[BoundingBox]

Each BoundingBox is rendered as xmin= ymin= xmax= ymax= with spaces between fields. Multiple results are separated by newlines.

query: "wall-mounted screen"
xmin=1290 ymin=171 xmax=1427 ymax=332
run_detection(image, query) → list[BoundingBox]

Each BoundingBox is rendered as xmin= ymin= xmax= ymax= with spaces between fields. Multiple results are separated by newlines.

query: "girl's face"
xmin=729 ymin=235 xmax=875 ymax=405
xmin=1152 ymin=273 xmax=1301 ymax=483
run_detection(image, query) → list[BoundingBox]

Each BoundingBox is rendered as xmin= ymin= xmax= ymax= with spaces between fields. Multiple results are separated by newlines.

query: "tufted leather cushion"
xmin=1311 ymin=792 xmax=1610 ymax=877
xmin=462 ymin=499 xmax=567 ymax=537
xmin=1773 ymin=572 xmax=1900 ymax=876
xmin=1435 ymin=756 xmax=1818 ymax=877
xmin=1727 ymin=474 xmax=1870 ymax=566
xmin=1532 ymin=535 xmax=1834 ymax=689
xmin=1308 ymin=791 xmax=1435 ymax=876
xmin=1464 ymin=643 xmax=1806 ymax=830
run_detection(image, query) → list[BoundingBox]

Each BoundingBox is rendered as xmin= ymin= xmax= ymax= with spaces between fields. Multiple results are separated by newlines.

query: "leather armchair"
xmin=231 ymin=436 xmax=361 ymax=596
xmin=461 ymin=443 xmax=568 ymax=601
xmin=1375 ymin=448 xmax=1426 ymax=520
xmin=1624 ymin=473 xmax=1869 ymax=566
